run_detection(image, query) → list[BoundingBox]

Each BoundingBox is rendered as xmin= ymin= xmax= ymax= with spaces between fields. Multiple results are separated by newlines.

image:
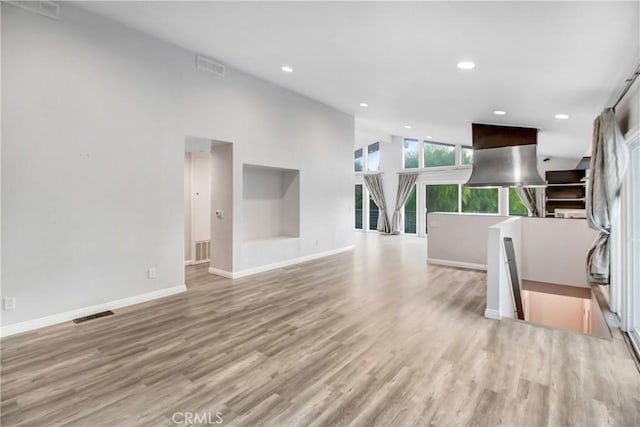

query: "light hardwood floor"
xmin=2 ymin=234 xmax=639 ymax=426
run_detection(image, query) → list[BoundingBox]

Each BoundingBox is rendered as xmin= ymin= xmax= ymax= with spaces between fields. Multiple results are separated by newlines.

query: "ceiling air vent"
xmin=196 ymin=56 xmax=225 ymax=77
xmin=6 ymin=1 xmax=60 ymax=20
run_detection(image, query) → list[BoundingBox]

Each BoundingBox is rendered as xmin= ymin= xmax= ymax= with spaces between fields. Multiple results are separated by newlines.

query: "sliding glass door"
xmin=404 ymin=185 xmax=417 ymax=234
xmin=355 ymin=184 xmax=363 ymax=230
xmin=369 ymin=196 xmax=379 ymax=231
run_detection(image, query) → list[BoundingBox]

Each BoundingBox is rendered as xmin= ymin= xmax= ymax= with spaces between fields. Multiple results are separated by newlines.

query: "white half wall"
xmin=427 ymin=213 xmax=509 ymax=269
xmin=1 ymin=3 xmax=353 ymax=329
xmin=486 ymin=217 xmax=523 ymax=320
xmin=520 ymin=218 xmax=598 ymax=287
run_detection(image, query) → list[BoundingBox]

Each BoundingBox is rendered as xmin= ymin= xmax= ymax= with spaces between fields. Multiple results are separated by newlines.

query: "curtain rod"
xmin=613 ymin=61 xmax=640 ymax=109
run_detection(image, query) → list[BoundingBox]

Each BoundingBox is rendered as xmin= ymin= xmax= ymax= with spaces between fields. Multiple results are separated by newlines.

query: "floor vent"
xmin=195 ymin=240 xmax=211 ymax=262
xmin=6 ymin=1 xmax=61 ymax=20
xmin=196 ymin=56 xmax=225 ymax=77
xmin=73 ymin=310 xmax=114 ymax=324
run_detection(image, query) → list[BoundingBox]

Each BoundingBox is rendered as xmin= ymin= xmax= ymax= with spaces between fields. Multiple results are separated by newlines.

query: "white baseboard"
xmin=208 ymin=266 xmax=234 ymax=278
xmin=427 ymin=258 xmax=487 ymax=271
xmin=185 ymin=259 xmax=209 ymax=266
xmin=484 ymin=308 xmax=502 ymax=320
xmin=209 ymin=246 xmax=354 ymax=279
xmin=0 ymin=285 xmax=187 ymax=338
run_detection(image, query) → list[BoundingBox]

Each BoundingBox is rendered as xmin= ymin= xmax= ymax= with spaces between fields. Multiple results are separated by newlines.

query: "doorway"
xmin=184 ymin=136 xmax=234 ymax=285
xmin=184 ymin=137 xmax=213 ymax=266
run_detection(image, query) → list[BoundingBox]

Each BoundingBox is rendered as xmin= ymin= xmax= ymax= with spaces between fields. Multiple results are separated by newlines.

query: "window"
xmin=424 ymin=141 xmax=455 ymax=167
xmin=355 ymin=184 xmax=363 ymax=229
xmin=367 ymin=142 xmax=380 ymax=171
xmin=354 ymin=148 xmax=363 ymax=172
xmin=509 ymin=188 xmax=528 ymax=216
xmin=403 ymin=139 xmax=419 ymax=169
xmin=369 ymin=196 xmax=379 ymax=230
xmin=425 ymin=184 xmax=459 ymax=233
xmin=461 ymin=187 xmax=499 ymax=213
xmin=461 ymin=146 xmax=473 ymax=166
xmin=404 ymin=185 xmax=417 ymax=233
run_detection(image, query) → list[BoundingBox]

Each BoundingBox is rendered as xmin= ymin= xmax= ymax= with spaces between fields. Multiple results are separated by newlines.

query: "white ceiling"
xmin=76 ymin=1 xmax=639 ymax=159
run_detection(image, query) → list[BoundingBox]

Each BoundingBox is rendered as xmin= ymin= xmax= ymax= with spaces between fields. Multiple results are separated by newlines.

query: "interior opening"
xmin=184 ymin=137 xmax=213 ymax=268
xmin=184 ymin=136 xmax=234 ymax=283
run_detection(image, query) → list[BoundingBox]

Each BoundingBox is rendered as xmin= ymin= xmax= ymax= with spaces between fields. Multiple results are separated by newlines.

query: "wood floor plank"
xmin=2 ymin=234 xmax=639 ymax=426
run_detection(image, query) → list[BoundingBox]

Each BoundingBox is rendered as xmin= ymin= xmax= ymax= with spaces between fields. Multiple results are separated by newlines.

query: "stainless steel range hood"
xmin=465 ymin=123 xmax=547 ymax=187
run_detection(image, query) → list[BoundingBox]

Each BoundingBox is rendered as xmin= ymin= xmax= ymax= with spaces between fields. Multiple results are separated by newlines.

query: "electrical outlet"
xmin=3 ymin=297 xmax=16 ymax=311
xmin=148 ymin=268 xmax=157 ymax=279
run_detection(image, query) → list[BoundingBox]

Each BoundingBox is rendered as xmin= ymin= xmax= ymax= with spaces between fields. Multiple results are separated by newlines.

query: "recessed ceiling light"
xmin=554 ymin=113 xmax=569 ymax=119
xmin=426 ymin=135 xmax=433 ymax=139
xmin=359 ymin=103 xmax=368 ymax=107
xmin=457 ymin=61 xmax=475 ymax=70
xmin=281 ymin=65 xmax=293 ymax=73
xmin=404 ymin=125 xmax=412 ymax=129
xmin=494 ymin=110 xmax=507 ymax=115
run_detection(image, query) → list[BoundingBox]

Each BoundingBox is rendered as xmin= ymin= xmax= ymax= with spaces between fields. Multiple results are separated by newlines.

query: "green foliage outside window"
xmin=425 ymin=184 xmax=458 ymax=233
xmin=509 ymin=188 xmax=528 ymax=216
xmin=369 ymin=197 xmax=379 ymax=230
xmin=355 ymin=185 xmax=363 ymax=229
xmin=426 ymin=184 xmax=459 ymax=213
xmin=424 ymin=142 xmax=455 ymax=167
xmin=462 ymin=187 xmax=499 ymax=213
xmin=404 ymin=186 xmax=417 ymax=233
xmin=461 ymin=147 xmax=473 ymax=165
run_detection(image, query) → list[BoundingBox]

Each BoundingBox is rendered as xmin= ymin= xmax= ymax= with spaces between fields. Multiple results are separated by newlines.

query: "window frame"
xmin=423 ymin=140 xmax=457 ymax=168
xmin=461 ymin=145 xmax=473 ymax=166
xmin=354 ymin=148 xmax=364 ymax=173
xmin=403 ymin=138 xmax=421 ymax=169
xmin=366 ymin=142 xmax=381 ymax=172
xmin=508 ymin=187 xmax=528 ymax=216
xmin=461 ymin=186 xmax=500 ymax=214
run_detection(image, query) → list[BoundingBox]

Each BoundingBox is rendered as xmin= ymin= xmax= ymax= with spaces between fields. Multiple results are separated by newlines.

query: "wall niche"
xmin=242 ymin=164 xmax=300 ymax=241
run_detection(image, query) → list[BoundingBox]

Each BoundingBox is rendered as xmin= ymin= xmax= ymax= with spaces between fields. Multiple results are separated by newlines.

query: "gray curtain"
xmin=515 ymin=187 xmax=541 ymax=217
xmin=363 ymin=173 xmax=391 ymax=233
xmin=586 ymin=107 xmax=628 ymax=284
xmin=391 ymin=172 xmax=418 ymax=234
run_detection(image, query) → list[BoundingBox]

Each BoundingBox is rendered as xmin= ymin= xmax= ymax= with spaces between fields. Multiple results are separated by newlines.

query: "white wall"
xmin=427 ymin=213 xmax=509 ymax=269
xmin=616 ymin=76 xmax=640 ymax=139
xmin=210 ymin=144 xmax=233 ymax=273
xmin=354 ymin=119 xmax=392 ymax=148
xmin=520 ymin=218 xmax=597 ymax=287
xmin=1 ymin=3 xmax=353 ymax=328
